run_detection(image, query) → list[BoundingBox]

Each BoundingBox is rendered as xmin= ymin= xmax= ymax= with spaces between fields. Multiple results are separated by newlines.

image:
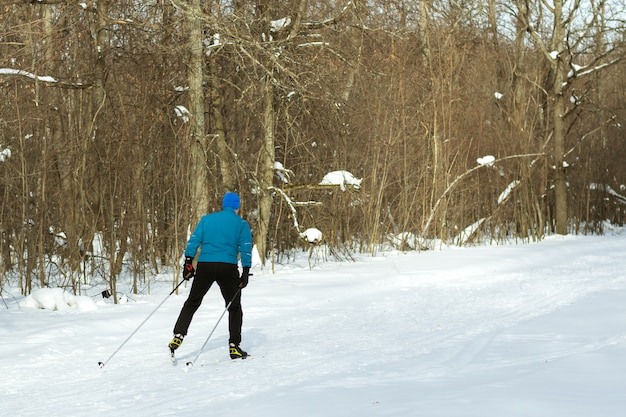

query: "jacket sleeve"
xmin=239 ymin=220 xmax=253 ymax=268
xmin=184 ymin=217 xmax=205 ymax=258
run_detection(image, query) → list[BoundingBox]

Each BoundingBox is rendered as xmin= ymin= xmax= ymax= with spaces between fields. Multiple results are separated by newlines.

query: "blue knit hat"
xmin=222 ymin=192 xmax=241 ymax=210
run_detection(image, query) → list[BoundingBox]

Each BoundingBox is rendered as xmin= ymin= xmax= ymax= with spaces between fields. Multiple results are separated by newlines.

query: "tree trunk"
xmin=551 ymin=0 xmax=568 ymax=235
xmin=511 ymin=0 xmax=528 ymax=131
xmin=255 ymin=72 xmax=276 ymax=265
xmin=188 ymin=0 xmax=210 ymax=225
xmin=208 ymin=58 xmax=236 ymax=191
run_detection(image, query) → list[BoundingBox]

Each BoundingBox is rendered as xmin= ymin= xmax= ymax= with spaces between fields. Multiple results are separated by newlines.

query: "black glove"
xmin=239 ymin=267 xmax=250 ymax=288
xmin=183 ymin=256 xmax=195 ymax=280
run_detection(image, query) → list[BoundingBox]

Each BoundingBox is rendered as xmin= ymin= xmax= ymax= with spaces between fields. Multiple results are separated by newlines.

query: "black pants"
xmin=173 ymin=262 xmax=243 ymax=345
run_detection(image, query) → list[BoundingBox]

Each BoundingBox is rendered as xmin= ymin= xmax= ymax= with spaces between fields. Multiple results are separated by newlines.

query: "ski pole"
xmin=98 ymin=279 xmax=186 ymax=368
xmin=185 ymin=287 xmax=242 ymax=368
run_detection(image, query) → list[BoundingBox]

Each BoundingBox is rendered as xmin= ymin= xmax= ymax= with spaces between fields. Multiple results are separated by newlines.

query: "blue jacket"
xmin=184 ymin=208 xmax=253 ymax=267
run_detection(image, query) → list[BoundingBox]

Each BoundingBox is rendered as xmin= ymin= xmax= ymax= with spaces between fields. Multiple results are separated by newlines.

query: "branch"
xmin=268 ymin=186 xmax=303 ymax=234
xmin=300 ymin=1 xmax=355 ymax=30
xmin=571 ymin=57 xmax=621 ymax=79
xmin=421 ymin=152 xmax=545 ymax=239
xmin=563 ymin=116 xmax=616 ymax=159
xmin=0 ymin=0 xmax=67 ymax=4
xmin=588 ymin=184 xmax=626 ymax=205
xmin=283 ymin=183 xmax=358 ymax=192
xmin=0 ymin=68 xmax=91 ymax=89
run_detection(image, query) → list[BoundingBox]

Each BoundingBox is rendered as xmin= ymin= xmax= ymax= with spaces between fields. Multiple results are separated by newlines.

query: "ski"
xmin=185 ymin=354 xmax=251 ymax=369
xmin=170 ymin=348 xmax=177 ymax=365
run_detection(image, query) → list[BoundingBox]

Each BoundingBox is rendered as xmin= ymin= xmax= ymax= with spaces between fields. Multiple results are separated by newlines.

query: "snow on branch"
xmin=0 ymin=68 xmax=57 ymax=83
xmin=268 ymin=186 xmax=323 ymax=244
xmin=476 ymin=155 xmax=495 ymax=167
xmin=265 ymin=167 xmax=360 ymax=244
xmin=174 ymin=105 xmax=191 ymax=123
xmin=297 ymin=42 xmax=330 ymax=48
xmin=498 ymin=181 xmax=521 ymax=205
xmin=422 ymin=153 xmax=544 ymax=240
xmin=0 ymin=68 xmax=88 ymax=89
xmin=300 ymin=227 xmax=323 ymax=244
xmin=319 ymin=170 xmax=362 ymax=191
xmin=0 ymin=146 xmax=11 ymax=162
xmin=270 ymin=17 xmax=292 ymax=32
xmin=274 ymin=161 xmax=294 ymax=184
xmin=569 ymin=59 xmax=621 ymax=80
xmin=589 ymin=184 xmax=626 ymax=205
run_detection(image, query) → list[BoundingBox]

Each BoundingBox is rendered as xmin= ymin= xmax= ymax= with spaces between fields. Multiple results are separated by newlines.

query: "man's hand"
xmin=183 ymin=256 xmax=195 ymax=280
xmin=239 ymin=267 xmax=251 ymax=288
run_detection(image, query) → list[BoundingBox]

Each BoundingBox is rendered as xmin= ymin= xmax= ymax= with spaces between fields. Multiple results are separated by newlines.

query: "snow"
xmin=20 ymin=288 xmax=97 ymax=312
xmin=589 ymin=183 xmax=626 ymax=204
xmin=273 ymin=161 xmax=293 ymax=183
xmin=2 ymin=230 xmax=626 ymax=416
xmin=174 ymin=105 xmax=190 ymax=122
xmin=270 ymin=17 xmax=291 ymax=32
xmin=497 ymin=180 xmax=520 ymax=204
xmin=319 ymin=170 xmax=362 ymax=191
xmin=300 ymin=227 xmax=323 ymax=243
xmin=0 ymin=68 xmax=57 ymax=83
xmin=0 ymin=145 xmax=10 ymax=162
xmin=477 ymin=155 xmax=495 ymax=167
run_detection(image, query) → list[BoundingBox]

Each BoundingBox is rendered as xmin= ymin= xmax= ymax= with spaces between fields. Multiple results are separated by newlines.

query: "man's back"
xmin=185 ymin=208 xmax=252 ymax=266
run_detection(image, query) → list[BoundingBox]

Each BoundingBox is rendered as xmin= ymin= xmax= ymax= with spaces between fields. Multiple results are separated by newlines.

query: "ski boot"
xmin=169 ymin=334 xmax=184 ymax=351
xmin=168 ymin=334 xmax=184 ymax=363
xmin=229 ymin=343 xmax=248 ymax=360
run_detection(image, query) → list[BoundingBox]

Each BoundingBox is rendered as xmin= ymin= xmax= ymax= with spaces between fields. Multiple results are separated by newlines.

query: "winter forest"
xmin=1 ymin=0 xmax=626 ymax=298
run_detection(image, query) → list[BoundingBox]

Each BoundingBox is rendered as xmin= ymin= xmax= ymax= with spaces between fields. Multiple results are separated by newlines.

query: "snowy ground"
xmin=2 ymin=231 xmax=626 ymax=416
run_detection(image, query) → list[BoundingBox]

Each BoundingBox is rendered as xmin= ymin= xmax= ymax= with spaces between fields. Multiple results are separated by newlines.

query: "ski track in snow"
xmin=1 ymin=233 xmax=626 ymax=416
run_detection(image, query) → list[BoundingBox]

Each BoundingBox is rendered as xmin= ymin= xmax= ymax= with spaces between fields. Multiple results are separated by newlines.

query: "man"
xmin=169 ymin=192 xmax=253 ymax=359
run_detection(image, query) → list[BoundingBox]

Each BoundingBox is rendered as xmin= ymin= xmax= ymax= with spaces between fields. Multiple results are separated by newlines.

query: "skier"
xmin=169 ymin=192 xmax=253 ymax=359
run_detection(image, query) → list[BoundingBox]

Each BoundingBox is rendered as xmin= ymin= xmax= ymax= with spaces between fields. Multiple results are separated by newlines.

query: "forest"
xmin=1 ymin=0 xmax=625 ymax=298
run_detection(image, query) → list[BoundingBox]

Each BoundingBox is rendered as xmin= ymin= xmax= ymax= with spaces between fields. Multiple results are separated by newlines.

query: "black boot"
xmin=229 ymin=342 xmax=248 ymax=359
xmin=169 ymin=334 xmax=184 ymax=351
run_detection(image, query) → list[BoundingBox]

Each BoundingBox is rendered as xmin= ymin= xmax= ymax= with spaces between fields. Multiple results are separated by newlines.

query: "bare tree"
xmin=521 ymin=0 xmax=623 ymax=234
xmin=2 ymin=0 xmax=626 ymax=298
